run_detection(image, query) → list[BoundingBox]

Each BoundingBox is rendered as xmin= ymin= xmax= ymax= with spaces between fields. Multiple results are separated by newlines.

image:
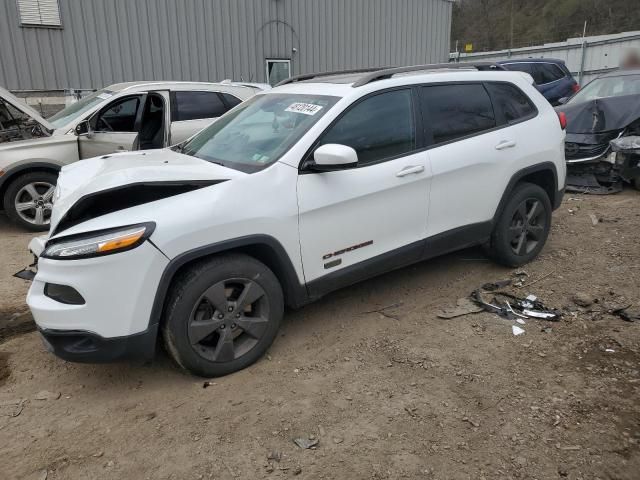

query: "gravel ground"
xmin=1 ymin=191 xmax=639 ymax=480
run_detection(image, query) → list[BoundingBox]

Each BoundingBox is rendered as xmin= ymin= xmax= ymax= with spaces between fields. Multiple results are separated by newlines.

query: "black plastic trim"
xmin=39 ymin=325 xmax=158 ymax=363
xmin=306 ymin=239 xmax=425 ymax=299
xmin=42 ymin=222 xmax=156 ymax=260
xmin=51 ymin=180 xmax=223 ymax=236
xmin=0 ymin=162 xmax=61 ymax=191
xmin=493 ymin=162 xmax=560 ymax=221
xmin=148 ymin=235 xmax=308 ymax=328
xmin=44 ymin=283 xmax=86 ymax=305
xmin=423 ymin=222 xmax=494 ymax=261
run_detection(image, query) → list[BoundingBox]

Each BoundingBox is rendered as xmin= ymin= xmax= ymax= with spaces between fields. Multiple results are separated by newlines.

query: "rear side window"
xmin=420 ymin=84 xmax=496 ymax=145
xmin=485 ymin=83 xmax=536 ymax=124
xmin=173 ymin=91 xmax=228 ymax=121
xmin=319 ymin=89 xmax=415 ymax=165
xmin=534 ymin=63 xmax=566 ymax=84
xmin=503 ymin=62 xmax=566 ymax=85
xmin=220 ymin=93 xmax=242 ymax=108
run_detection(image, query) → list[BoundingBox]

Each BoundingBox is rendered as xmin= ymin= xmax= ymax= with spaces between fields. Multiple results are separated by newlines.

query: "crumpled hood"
xmin=556 ymin=94 xmax=640 ymax=134
xmin=51 ymin=149 xmax=245 ymax=233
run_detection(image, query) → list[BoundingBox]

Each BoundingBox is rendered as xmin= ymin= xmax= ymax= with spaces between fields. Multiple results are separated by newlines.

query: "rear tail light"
xmin=557 ymin=112 xmax=567 ymax=130
xmin=571 ymin=83 xmax=580 ymax=93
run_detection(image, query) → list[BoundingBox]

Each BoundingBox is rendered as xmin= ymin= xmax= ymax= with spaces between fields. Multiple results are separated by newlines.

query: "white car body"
xmin=23 ymin=67 xmax=566 ymax=369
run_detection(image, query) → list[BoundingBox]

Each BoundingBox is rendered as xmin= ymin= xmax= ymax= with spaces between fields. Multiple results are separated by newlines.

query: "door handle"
xmin=396 ymin=165 xmax=425 ymax=177
xmin=495 ymin=140 xmax=516 ymax=150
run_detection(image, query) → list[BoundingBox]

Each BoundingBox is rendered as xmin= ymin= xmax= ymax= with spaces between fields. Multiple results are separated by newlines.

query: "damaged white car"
xmin=0 ymin=82 xmax=260 ymax=230
xmin=19 ymin=65 xmax=566 ymax=377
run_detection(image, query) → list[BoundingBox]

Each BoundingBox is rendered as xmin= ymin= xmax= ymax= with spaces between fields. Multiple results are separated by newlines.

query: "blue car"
xmin=496 ymin=59 xmax=580 ymax=105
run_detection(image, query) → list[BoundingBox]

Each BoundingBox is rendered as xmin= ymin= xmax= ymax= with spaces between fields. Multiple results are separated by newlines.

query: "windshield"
xmin=568 ymin=74 xmax=640 ymax=104
xmin=180 ymin=93 xmax=340 ymax=172
xmin=47 ymin=89 xmax=115 ymax=128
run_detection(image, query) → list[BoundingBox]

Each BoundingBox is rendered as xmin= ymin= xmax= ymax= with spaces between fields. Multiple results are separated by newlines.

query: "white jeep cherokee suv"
xmin=21 ymin=64 xmax=566 ymax=377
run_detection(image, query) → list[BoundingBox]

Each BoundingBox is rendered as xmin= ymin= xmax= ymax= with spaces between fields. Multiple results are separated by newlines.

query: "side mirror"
xmin=557 ymin=97 xmax=568 ymax=105
xmin=309 ymin=144 xmax=358 ymax=171
xmin=75 ymin=119 xmax=91 ymax=136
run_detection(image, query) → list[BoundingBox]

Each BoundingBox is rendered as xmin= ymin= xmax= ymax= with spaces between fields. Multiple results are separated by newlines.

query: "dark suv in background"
xmin=497 ymin=59 xmax=579 ymax=105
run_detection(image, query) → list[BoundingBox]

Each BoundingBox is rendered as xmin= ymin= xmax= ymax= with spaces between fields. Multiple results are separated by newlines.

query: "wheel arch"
xmin=149 ymin=235 xmax=309 ymax=329
xmin=0 ymin=162 xmax=61 ymax=208
xmin=493 ymin=162 xmax=560 ymax=223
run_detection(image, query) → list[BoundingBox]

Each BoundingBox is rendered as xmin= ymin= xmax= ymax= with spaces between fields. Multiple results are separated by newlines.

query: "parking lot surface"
xmin=1 ymin=191 xmax=639 ymax=480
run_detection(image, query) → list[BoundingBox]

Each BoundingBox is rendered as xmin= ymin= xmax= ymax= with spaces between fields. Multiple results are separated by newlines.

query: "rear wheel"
xmin=162 ymin=254 xmax=283 ymax=377
xmin=487 ymin=182 xmax=552 ymax=267
xmin=3 ymin=171 xmax=57 ymax=231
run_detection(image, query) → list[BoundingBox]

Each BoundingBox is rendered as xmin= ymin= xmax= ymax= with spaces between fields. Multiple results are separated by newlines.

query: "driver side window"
xmin=318 ymin=89 xmax=416 ymax=166
xmin=94 ymin=96 xmax=141 ymax=132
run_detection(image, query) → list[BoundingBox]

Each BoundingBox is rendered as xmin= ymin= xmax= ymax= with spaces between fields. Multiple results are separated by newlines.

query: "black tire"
xmin=486 ymin=182 xmax=552 ymax=267
xmin=3 ymin=171 xmax=57 ymax=231
xmin=162 ymin=253 xmax=284 ymax=377
xmin=633 ymin=176 xmax=640 ymax=191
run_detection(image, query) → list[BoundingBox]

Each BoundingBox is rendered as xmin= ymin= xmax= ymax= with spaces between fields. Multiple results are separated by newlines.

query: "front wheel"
xmin=486 ymin=182 xmax=552 ymax=267
xmin=3 ymin=171 xmax=57 ymax=231
xmin=162 ymin=254 xmax=284 ymax=377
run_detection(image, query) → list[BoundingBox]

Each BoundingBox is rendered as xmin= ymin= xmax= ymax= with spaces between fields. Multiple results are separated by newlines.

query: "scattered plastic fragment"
xmin=512 ymin=326 xmax=525 ymax=336
xmin=293 ymin=437 xmax=319 ymax=449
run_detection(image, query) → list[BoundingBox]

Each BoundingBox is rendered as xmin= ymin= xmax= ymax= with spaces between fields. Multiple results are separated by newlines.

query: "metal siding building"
xmin=0 ymin=0 xmax=453 ymax=91
xmin=452 ymin=30 xmax=640 ymax=86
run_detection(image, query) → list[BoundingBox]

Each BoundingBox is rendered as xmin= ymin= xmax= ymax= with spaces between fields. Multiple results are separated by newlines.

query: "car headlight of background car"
xmin=42 ymin=223 xmax=155 ymax=260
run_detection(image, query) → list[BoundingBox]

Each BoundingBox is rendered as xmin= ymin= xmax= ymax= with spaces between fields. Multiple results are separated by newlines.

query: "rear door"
xmin=421 ymin=82 xmax=521 ymax=239
xmin=297 ymin=88 xmax=431 ymax=290
xmin=169 ymin=90 xmax=236 ymax=144
xmin=78 ymin=94 xmax=145 ymax=159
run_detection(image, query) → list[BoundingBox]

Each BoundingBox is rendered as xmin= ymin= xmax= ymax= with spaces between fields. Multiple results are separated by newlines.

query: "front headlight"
xmin=42 ymin=223 xmax=155 ymax=260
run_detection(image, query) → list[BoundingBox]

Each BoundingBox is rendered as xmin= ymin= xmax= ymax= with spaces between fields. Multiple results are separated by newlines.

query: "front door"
xmin=297 ymin=88 xmax=431 ymax=291
xmin=78 ymin=94 xmax=144 ymax=159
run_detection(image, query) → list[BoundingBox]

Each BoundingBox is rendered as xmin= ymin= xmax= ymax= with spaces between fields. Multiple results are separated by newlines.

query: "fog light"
xmin=44 ymin=283 xmax=85 ymax=305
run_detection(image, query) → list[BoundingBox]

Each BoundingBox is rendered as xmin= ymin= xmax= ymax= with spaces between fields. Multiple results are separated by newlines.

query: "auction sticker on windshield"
xmin=285 ymin=103 xmax=323 ymax=115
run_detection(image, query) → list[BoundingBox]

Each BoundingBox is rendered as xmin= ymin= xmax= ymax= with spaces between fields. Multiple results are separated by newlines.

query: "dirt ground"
xmin=1 ymin=191 xmax=639 ymax=480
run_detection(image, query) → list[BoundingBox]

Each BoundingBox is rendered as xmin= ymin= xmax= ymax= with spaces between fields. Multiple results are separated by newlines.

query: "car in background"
xmin=0 ymin=81 xmax=260 ymax=230
xmin=497 ymin=59 xmax=579 ymax=105
xmin=555 ymin=69 xmax=640 ymax=193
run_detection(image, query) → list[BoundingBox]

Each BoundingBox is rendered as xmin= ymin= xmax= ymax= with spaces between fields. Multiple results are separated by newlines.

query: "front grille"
xmin=565 ymin=142 xmax=609 ymax=161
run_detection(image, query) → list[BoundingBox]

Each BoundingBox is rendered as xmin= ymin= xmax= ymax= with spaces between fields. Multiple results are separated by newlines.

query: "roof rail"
xmin=351 ymin=62 xmax=504 ymax=87
xmin=275 ymin=66 xmax=390 ymax=87
xmin=274 ymin=62 xmax=504 ymax=88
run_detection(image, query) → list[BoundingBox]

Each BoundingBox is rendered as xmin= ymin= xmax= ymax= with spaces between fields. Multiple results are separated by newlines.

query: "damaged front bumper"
xmin=13 ymin=236 xmax=47 ymax=281
xmin=565 ymin=134 xmax=640 ymax=194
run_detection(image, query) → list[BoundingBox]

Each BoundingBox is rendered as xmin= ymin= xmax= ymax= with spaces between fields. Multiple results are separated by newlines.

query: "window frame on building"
xmin=17 ymin=0 xmax=62 ymax=28
xmin=266 ymin=59 xmax=292 ymax=86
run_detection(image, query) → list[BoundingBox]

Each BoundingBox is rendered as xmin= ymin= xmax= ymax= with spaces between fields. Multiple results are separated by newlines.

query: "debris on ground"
xmin=565 ymin=172 xmax=623 ymax=195
xmin=0 ymin=399 xmax=27 ymax=417
xmin=471 ymin=285 xmax=561 ymax=322
xmin=611 ymin=306 xmax=640 ymax=322
xmin=588 ymin=213 xmax=599 ymax=226
xmin=293 ymin=437 xmax=319 ymax=449
xmin=33 ymin=390 xmax=61 ymax=401
xmin=512 ymin=325 xmax=525 ymax=336
xmin=437 ymin=298 xmax=484 ymax=319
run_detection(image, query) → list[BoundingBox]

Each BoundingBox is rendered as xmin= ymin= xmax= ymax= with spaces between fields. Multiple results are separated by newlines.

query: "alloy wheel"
xmin=188 ymin=278 xmax=270 ymax=362
xmin=508 ymin=198 xmax=546 ymax=256
xmin=14 ymin=181 xmax=55 ymax=227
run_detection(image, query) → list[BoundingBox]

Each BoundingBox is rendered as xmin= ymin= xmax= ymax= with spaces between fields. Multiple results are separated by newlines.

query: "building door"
xmin=266 ymin=59 xmax=291 ymax=86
